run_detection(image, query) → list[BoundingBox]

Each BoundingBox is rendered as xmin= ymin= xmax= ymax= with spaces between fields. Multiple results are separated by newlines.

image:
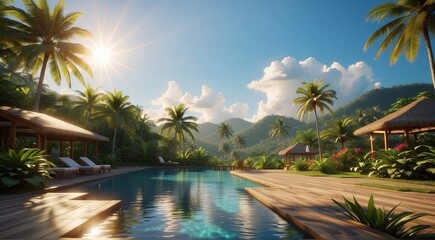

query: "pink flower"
xmin=354 ymin=147 xmax=362 ymax=155
xmin=394 ymin=143 xmax=408 ymax=151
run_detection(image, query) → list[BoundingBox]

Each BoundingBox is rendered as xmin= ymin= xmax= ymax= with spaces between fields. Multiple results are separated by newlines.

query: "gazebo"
xmin=353 ymin=97 xmax=435 ymax=152
xmin=0 ymin=106 xmax=109 ymax=158
xmin=278 ymin=143 xmax=318 ymax=168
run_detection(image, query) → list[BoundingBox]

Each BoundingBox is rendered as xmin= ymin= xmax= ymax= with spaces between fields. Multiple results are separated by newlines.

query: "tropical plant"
xmin=292 ymin=158 xmax=309 ymax=171
xmin=0 ymin=148 xmax=54 ymax=189
xmin=74 ymin=85 xmax=103 ymax=130
xmin=177 ymin=148 xmax=193 ymax=166
xmin=309 ymin=157 xmax=337 ymax=174
xmin=158 ymin=104 xmax=198 ymax=150
xmin=3 ymin=0 xmax=93 ymax=111
xmin=102 ymin=152 xmax=119 ymax=168
xmin=232 ymin=134 xmax=246 ymax=149
xmin=331 ymin=148 xmax=359 ymax=172
xmin=294 ymin=80 xmax=337 ymax=159
xmin=293 ymin=129 xmax=317 ymax=147
xmin=217 ymin=123 xmax=234 ymax=140
xmin=218 ymin=142 xmax=232 ymax=157
xmin=365 ymin=0 xmax=435 ymax=91
xmin=191 ymin=147 xmax=211 ymax=166
xmin=332 ymin=194 xmax=434 ymax=239
xmin=269 ymin=118 xmax=289 ymax=138
xmin=97 ymin=90 xmax=137 ymax=153
xmin=321 ymin=117 xmax=354 ymax=150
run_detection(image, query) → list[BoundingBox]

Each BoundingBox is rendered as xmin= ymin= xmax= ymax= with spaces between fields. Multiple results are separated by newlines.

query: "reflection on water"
xmin=71 ymin=168 xmax=310 ymax=239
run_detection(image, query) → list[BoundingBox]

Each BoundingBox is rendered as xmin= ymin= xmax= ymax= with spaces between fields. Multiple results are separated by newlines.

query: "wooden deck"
xmin=0 ymin=192 xmax=121 ymax=239
xmin=0 ymin=167 xmax=147 ymax=239
xmin=232 ymin=170 xmax=435 ymax=240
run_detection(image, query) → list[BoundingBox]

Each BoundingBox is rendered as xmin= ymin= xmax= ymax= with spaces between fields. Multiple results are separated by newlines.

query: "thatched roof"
xmin=278 ymin=143 xmax=318 ymax=156
xmin=354 ymin=97 xmax=435 ymax=135
xmin=0 ymin=106 xmax=109 ymax=142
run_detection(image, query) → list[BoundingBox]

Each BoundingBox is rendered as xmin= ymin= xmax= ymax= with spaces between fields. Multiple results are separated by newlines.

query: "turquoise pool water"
xmin=70 ymin=168 xmax=310 ymax=239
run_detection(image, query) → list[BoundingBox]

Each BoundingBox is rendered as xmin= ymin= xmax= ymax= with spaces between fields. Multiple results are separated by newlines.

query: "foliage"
xmin=294 ymin=80 xmax=337 ymax=159
xmin=217 ymin=123 xmax=234 ymax=140
xmin=309 ymin=157 xmax=337 ymax=174
xmin=365 ymin=0 xmax=435 ymax=91
xmin=292 ymin=159 xmax=309 ymax=171
xmin=269 ymin=118 xmax=289 ymax=138
xmin=331 ymin=148 xmax=360 ymax=172
xmin=0 ymin=148 xmax=53 ymax=189
xmin=176 ymin=147 xmax=212 ymax=166
xmin=353 ymin=146 xmax=435 ymax=180
xmin=159 ymin=104 xmax=198 ymax=150
xmin=321 ymin=117 xmax=354 ymax=149
xmin=332 ymin=194 xmax=435 ymax=239
xmin=2 ymin=0 xmax=93 ymax=110
xmin=101 ymin=152 xmax=119 ymax=168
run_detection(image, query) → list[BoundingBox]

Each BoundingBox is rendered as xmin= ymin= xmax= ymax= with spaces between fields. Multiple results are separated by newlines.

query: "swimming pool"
xmin=69 ymin=168 xmax=310 ymax=239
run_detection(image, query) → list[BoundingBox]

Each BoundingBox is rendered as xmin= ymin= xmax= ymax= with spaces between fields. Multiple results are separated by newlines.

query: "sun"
xmin=92 ymin=46 xmax=112 ymax=65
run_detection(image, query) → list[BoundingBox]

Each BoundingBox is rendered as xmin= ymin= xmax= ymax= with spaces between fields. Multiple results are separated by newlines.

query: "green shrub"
xmin=332 ymin=148 xmax=359 ymax=171
xmin=102 ymin=152 xmax=119 ymax=168
xmin=332 ymin=195 xmax=435 ymax=239
xmin=292 ymin=159 xmax=309 ymax=171
xmin=310 ymin=158 xmax=337 ymax=174
xmin=0 ymin=148 xmax=54 ymax=189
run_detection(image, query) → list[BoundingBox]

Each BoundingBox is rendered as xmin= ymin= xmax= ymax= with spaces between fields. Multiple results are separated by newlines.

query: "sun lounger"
xmin=51 ymin=167 xmax=79 ymax=178
xmin=79 ymin=157 xmax=111 ymax=173
xmin=58 ymin=157 xmax=101 ymax=175
xmin=158 ymin=156 xmax=179 ymax=166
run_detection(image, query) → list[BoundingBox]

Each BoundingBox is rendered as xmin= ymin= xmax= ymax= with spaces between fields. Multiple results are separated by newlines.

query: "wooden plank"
xmin=232 ymin=170 xmax=435 ymax=239
xmin=0 ymin=192 xmax=121 ymax=239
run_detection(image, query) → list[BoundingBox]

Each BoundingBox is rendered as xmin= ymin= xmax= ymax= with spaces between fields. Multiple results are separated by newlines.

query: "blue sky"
xmin=20 ymin=0 xmax=432 ymax=123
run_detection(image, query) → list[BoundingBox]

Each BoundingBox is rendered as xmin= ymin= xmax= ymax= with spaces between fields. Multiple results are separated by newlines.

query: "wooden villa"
xmin=0 ymin=106 xmax=109 ymax=158
xmin=278 ymin=143 xmax=318 ymax=169
xmin=353 ymin=97 xmax=435 ymax=152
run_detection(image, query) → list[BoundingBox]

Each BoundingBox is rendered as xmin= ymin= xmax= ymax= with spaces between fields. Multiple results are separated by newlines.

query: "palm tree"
xmin=269 ymin=118 xmax=289 ymax=138
xmin=232 ymin=134 xmax=246 ymax=149
xmin=217 ymin=123 xmax=234 ymax=140
xmin=293 ymin=129 xmax=317 ymax=148
xmin=98 ymin=90 xmax=137 ymax=153
xmin=321 ymin=117 xmax=354 ymax=150
xmin=158 ymin=104 xmax=198 ymax=150
xmin=74 ymin=85 xmax=102 ymax=130
xmin=4 ymin=0 xmax=93 ymax=111
xmin=293 ymin=80 xmax=337 ymax=159
xmin=365 ymin=0 xmax=435 ymax=91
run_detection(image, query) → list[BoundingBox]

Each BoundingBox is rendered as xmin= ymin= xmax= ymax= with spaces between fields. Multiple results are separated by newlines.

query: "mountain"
xmin=196 ymin=118 xmax=253 ymax=145
xmin=333 ymin=83 xmax=433 ymax=118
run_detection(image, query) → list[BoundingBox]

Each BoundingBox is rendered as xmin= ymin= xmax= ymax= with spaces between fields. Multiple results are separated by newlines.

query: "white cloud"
xmin=145 ymin=81 xmax=249 ymax=123
xmin=247 ymin=56 xmax=378 ymax=121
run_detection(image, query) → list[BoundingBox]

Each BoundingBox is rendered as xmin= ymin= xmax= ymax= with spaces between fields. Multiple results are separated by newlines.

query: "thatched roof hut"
xmin=353 ymin=97 xmax=435 ymax=151
xmin=278 ymin=143 xmax=318 ymax=167
xmin=0 ymin=106 xmax=109 ymax=157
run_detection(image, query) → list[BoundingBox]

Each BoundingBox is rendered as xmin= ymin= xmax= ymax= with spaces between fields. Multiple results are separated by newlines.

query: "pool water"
xmin=70 ymin=168 xmax=310 ymax=239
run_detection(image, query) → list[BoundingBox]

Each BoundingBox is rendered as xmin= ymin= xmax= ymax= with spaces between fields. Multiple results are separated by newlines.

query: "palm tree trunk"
xmin=313 ymin=108 xmax=322 ymax=159
xmin=112 ymin=126 xmax=117 ymax=153
xmin=33 ymin=53 xmax=50 ymax=111
xmin=423 ymin=26 xmax=435 ymax=92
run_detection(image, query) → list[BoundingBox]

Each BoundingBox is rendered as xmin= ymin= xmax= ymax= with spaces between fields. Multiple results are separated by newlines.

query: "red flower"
xmin=354 ymin=147 xmax=362 ymax=155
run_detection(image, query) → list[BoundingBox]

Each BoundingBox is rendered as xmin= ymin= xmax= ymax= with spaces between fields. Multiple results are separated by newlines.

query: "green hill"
xmin=333 ymin=83 xmax=433 ymax=118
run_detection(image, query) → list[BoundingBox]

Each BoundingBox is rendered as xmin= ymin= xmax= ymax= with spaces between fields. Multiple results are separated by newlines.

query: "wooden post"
xmin=36 ymin=133 xmax=41 ymax=149
xmin=96 ymin=141 xmax=99 ymax=160
xmin=370 ymin=133 xmax=375 ymax=157
xmin=404 ymin=130 xmax=410 ymax=145
xmin=383 ymin=131 xmax=389 ymax=149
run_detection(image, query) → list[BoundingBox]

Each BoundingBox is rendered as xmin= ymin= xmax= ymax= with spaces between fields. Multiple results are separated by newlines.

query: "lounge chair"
xmin=58 ymin=157 xmax=101 ymax=175
xmin=79 ymin=157 xmax=111 ymax=173
xmin=51 ymin=167 xmax=79 ymax=178
xmin=158 ymin=156 xmax=179 ymax=166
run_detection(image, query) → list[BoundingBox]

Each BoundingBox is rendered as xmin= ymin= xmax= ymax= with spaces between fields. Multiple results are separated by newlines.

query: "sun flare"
xmin=92 ymin=46 xmax=112 ymax=65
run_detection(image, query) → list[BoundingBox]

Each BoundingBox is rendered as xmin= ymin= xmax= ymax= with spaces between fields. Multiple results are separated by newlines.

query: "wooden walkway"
xmin=232 ymin=170 xmax=435 ymax=240
xmin=0 ymin=192 xmax=121 ymax=239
